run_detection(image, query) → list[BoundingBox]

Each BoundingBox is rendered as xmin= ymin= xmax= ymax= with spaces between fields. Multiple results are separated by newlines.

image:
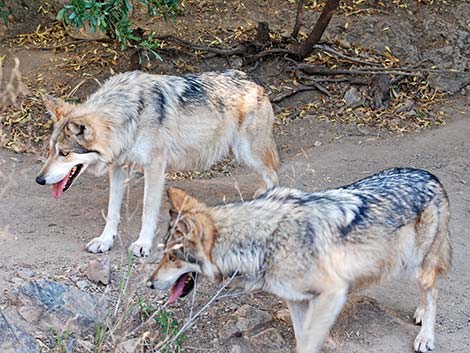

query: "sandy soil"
xmin=0 ymin=98 xmax=469 ymax=352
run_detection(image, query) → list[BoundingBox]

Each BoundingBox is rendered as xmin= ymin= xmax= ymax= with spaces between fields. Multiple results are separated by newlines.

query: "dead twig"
xmin=270 ymin=86 xmax=319 ymax=103
xmin=291 ymin=0 xmax=305 ymax=39
xmin=270 ymin=82 xmax=331 ymax=104
xmin=313 ymin=43 xmax=383 ymax=67
xmin=156 ymin=34 xmax=247 ymax=56
xmin=296 ymin=64 xmax=425 ymax=77
xmin=36 ymin=38 xmax=112 ymax=50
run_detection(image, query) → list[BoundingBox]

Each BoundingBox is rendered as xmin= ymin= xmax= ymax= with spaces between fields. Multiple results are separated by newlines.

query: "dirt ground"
xmin=0 ymin=0 xmax=469 ymax=352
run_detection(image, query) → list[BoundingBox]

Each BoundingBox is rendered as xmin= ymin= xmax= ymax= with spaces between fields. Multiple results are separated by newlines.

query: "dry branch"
xmin=295 ymin=0 xmax=340 ymax=60
xmin=296 ymin=63 xmax=425 ymax=77
xmin=291 ymin=0 xmax=305 ymax=39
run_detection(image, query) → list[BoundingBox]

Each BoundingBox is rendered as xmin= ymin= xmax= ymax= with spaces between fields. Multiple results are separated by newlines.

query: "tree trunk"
xmin=295 ymin=0 xmax=339 ymax=60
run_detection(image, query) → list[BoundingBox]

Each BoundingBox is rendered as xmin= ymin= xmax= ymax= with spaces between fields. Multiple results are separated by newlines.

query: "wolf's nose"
xmin=146 ymin=280 xmax=155 ymax=289
xmin=35 ymin=176 xmax=46 ymax=185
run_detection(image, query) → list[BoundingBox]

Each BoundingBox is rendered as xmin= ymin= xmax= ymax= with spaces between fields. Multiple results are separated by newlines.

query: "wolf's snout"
xmin=35 ymin=175 xmax=46 ymax=185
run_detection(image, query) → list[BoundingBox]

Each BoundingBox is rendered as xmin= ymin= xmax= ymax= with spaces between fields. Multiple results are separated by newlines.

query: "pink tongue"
xmin=52 ymin=175 xmax=69 ymax=199
xmin=168 ymin=273 xmax=188 ymax=305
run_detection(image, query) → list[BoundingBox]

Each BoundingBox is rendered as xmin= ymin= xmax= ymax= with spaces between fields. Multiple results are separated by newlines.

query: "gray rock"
xmin=17 ymin=305 xmax=41 ymax=323
xmin=344 ymin=87 xmax=363 ymax=109
xmin=250 ymin=328 xmax=286 ymax=351
xmin=116 ymin=338 xmax=140 ymax=353
xmin=230 ymin=345 xmax=243 ymax=353
xmin=220 ymin=305 xmax=271 ymax=340
xmin=0 ymin=308 xmax=38 ymax=353
xmin=76 ymin=280 xmax=89 ymax=290
xmin=429 ymin=72 xmax=470 ymax=94
xmin=10 ymin=279 xmax=108 ymax=334
xmin=17 ymin=269 xmax=35 ymax=280
xmin=86 ymin=257 xmax=111 ymax=285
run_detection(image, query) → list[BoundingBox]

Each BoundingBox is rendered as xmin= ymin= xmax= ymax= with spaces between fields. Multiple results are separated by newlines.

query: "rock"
xmin=17 ymin=305 xmax=41 ymax=323
xmin=344 ymin=87 xmax=363 ymax=109
xmin=116 ymin=338 xmax=140 ymax=353
xmin=76 ymin=280 xmax=88 ymax=290
xmin=273 ymin=309 xmax=292 ymax=325
xmin=395 ymin=99 xmax=415 ymax=114
xmin=0 ymin=308 xmax=38 ymax=353
xmin=429 ymin=71 xmax=470 ymax=94
xmin=250 ymin=328 xmax=286 ymax=351
xmin=220 ymin=305 xmax=271 ymax=340
xmin=230 ymin=345 xmax=243 ymax=353
xmin=86 ymin=257 xmax=111 ymax=285
xmin=10 ymin=279 xmax=108 ymax=334
xmin=230 ymin=56 xmax=244 ymax=70
xmin=17 ymin=269 xmax=35 ymax=280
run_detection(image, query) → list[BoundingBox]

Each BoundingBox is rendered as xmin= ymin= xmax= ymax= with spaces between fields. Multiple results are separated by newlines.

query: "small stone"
xmin=116 ymin=338 xmax=139 ymax=353
xmin=250 ymin=328 xmax=286 ymax=351
xmin=314 ymin=141 xmax=322 ymax=147
xmin=76 ymin=280 xmax=88 ymax=290
xmin=230 ymin=345 xmax=242 ymax=353
xmin=220 ymin=305 xmax=271 ymax=340
xmin=18 ymin=305 xmax=42 ymax=323
xmin=273 ymin=309 xmax=292 ymax=325
xmin=9 ymin=277 xmax=24 ymax=286
xmin=230 ymin=56 xmax=244 ymax=70
xmin=344 ymin=87 xmax=363 ymax=109
xmin=86 ymin=257 xmax=111 ymax=285
xmin=17 ymin=270 xmax=35 ymax=280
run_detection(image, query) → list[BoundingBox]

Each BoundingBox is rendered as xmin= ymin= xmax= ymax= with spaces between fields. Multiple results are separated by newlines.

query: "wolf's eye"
xmin=59 ymin=151 xmax=69 ymax=157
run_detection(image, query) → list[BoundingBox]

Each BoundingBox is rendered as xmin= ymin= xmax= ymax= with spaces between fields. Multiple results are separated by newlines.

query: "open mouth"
xmin=52 ymin=164 xmax=83 ymax=199
xmin=168 ymin=272 xmax=197 ymax=305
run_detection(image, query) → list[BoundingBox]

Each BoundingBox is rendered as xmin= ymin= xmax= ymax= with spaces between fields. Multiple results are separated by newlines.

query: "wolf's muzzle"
xmin=35 ymin=175 xmax=46 ymax=185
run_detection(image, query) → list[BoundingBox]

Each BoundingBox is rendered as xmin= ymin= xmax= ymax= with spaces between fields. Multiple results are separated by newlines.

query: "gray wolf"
xmin=35 ymin=70 xmax=279 ymax=257
xmin=147 ymin=168 xmax=451 ymax=353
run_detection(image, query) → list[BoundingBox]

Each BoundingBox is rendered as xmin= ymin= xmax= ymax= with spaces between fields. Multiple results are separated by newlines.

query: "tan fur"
xmin=36 ymin=70 xmax=280 ymax=257
xmin=149 ymin=177 xmax=451 ymax=353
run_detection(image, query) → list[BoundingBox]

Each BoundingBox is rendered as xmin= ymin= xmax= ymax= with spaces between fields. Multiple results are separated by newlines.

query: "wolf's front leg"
xmin=130 ymin=158 xmax=167 ymax=257
xmin=87 ymin=164 xmax=127 ymax=253
xmin=299 ymin=287 xmax=348 ymax=353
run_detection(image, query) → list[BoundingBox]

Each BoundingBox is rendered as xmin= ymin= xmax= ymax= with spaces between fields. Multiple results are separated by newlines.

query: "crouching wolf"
xmin=35 ymin=70 xmax=279 ymax=257
xmin=147 ymin=168 xmax=451 ymax=353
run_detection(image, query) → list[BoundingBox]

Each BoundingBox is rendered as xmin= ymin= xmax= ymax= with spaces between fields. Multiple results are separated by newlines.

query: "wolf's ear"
xmin=67 ymin=121 xmax=94 ymax=142
xmin=167 ymin=187 xmax=201 ymax=213
xmin=42 ymin=95 xmax=73 ymax=121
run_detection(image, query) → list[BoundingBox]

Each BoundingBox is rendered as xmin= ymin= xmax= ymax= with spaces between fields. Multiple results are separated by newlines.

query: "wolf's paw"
xmin=413 ymin=307 xmax=426 ymax=325
xmin=86 ymin=237 xmax=114 ymax=253
xmin=129 ymin=241 xmax=152 ymax=257
xmin=414 ymin=331 xmax=435 ymax=352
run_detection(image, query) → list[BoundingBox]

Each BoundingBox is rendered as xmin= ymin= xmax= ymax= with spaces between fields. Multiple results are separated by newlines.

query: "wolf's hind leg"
xmin=87 ymin=164 xmax=127 ymax=253
xmin=129 ymin=158 xmax=166 ymax=257
xmin=300 ymin=287 xmax=348 ymax=353
xmin=234 ymin=135 xmax=279 ymax=197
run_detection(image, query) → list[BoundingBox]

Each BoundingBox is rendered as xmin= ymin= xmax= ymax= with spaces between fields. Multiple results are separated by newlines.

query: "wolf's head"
xmin=147 ymin=187 xmax=220 ymax=304
xmin=35 ymin=95 xmax=111 ymax=198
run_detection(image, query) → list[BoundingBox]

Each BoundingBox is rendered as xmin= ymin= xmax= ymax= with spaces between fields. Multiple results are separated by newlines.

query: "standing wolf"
xmin=35 ymin=70 xmax=279 ymax=257
xmin=148 ymin=168 xmax=451 ymax=353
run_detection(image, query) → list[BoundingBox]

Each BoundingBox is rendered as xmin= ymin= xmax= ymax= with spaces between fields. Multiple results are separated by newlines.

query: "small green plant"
xmin=51 ymin=326 xmax=72 ymax=353
xmin=57 ymin=0 xmax=179 ymax=55
xmin=155 ymin=310 xmax=188 ymax=352
xmin=0 ymin=1 xmax=10 ymax=25
xmin=94 ymin=323 xmax=108 ymax=352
